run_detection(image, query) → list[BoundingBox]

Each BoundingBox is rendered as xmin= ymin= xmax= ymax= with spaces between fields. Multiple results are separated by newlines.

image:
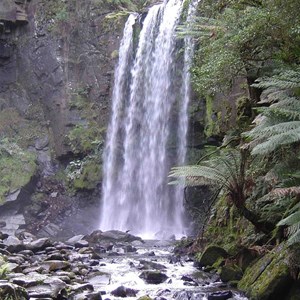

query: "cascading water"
xmin=100 ymin=0 xmax=197 ymax=238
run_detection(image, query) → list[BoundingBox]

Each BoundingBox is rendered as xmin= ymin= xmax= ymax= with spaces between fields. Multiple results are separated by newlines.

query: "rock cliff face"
xmin=1 ymin=0 xmax=123 ymax=157
xmin=0 ymin=0 xmax=131 ymax=236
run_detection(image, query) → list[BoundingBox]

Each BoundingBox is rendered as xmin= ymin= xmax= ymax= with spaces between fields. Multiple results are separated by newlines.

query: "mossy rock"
xmin=196 ymin=245 xmax=228 ymax=267
xmin=0 ymin=140 xmax=37 ymax=204
xmin=219 ymin=264 xmax=243 ymax=282
xmin=238 ymin=245 xmax=292 ymax=300
xmin=66 ymin=155 xmax=102 ymax=191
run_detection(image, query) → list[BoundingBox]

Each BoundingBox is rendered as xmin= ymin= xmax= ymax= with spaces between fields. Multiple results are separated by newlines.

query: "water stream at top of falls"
xmin=100 ymin=0 xmax=196 ymax=239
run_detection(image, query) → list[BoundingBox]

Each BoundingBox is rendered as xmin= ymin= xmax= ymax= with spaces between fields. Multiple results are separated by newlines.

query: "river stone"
xmin=111 ymin=285 xmax=138 ymax=297
xmin=207 ymin=291 xmax=233 ymax=300
xmin=4 ymin=236 xmax=21 ymax=246
xmin=139 ymin=260 xmax=166 ymax=270
xmin=7 ymin=255 xmax=25 ymax=264
xmin=139 ymin=271 xmax=168 ymax=284
xmin=67 ymin=235 xmax=85 ymax=245
xmin=86 ymin=230 xmax=143 ymax=243
xmin=75 ymin=240 xmax=89 ymax=248
xmin=25 ymin=238 xmax=52 ymax=252
xmin=41 ymin=260 xmax=71 ymax=272
xmin=70 ymin=283 xmax=94 ymax=293
xmin=0 ymin=282 xmax=29 ymax=300
xmin=11 ymin=273 xmax=49 ymax=287
xmin=0 ymin=231 xmax=9 ymax=240
xmin=197 ymin=246 xmax=228 ymax=267
xmin=174 ymin=290 xmax=204 ymax=300
xmin=6 ymin=262 xmax=22 ymax=273
xmin=45 ymin=252 xmax=65 ymax=261
xmin=26 ymin=277 xmax=67 ymax=298
xmin=72 ymin=291 xmax=103 ymax=300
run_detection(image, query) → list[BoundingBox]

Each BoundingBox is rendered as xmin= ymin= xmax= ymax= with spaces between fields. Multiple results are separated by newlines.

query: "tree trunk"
xmin=235 ymin=204 xmax=275 ymax=234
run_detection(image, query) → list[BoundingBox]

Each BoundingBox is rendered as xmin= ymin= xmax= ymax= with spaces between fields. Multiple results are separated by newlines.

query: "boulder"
xmin=25 ymin=238 xmax=52 ymax=252
xmin=219 ymin=264 xmax=243 ymax=282
xmin=139 ymin=270 xmax=168 ymax=284
xmin=238 ymin=245 xmax=292 ymax=300
xmin=111 ymin=285 xmax=138 ymax=297
xmin=75 ymin=240 xmax=89 ymax=248
xmin=86 ymin=230 xmax=143 ymax=244
xmin=196 ymin=246 xmax=228 ymax=268
xmin=66 ymin=235 xmax=85 ymax=245
xmin=4 ymin=236 xmax=25 ymax=253
xmin=138 ymin=260 xmax=166 ymax=271
xmin=207 ymin=291 xmax=233 ymax=300
xmin=41 ymin=260 xmax=71 ymax=272
xmin=0 ymin=282 xmax=29 ymax=300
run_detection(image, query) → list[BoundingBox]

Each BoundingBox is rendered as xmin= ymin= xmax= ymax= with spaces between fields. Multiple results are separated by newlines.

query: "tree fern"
xmin=252 ymin=68 xmax=300 ymax=90
xmin=169 ymin=149 xmax=275 ymax=233
xmin=243 ymin=67 xmax=300 ymax=156
xmin=278 ymin=210 xmax=300 ymax=245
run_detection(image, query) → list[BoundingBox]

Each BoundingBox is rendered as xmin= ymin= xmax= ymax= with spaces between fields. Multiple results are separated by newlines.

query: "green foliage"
xmin=0 ymin=139 xmax=37 ymax=203
xmin=67 ymin=87 xmax=106 ymax=156
xmin=0 ymin=263 xmax=8 ymax=280
xmin=66 ymin=154 xmax=102 ymax=191
xmin=182 ymin=0 xmax=300 ymax=95
xmin=169 ymin=149 xmax=247 ymax=199
xmin=243 ymin=67 xmax=300 ymax=156
xmin=67 ymin=124 xmax=104 ymax=155
xmin=92 ymin=0 xmax=145 ymax=11
xmin=277 ymin=203 xmax=300 ymax=246
xmin=0 ymin=106 xmax=46 ymax=148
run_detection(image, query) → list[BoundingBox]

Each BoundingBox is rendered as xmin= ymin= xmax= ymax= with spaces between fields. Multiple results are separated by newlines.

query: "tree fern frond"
xmin=259 ymin=88 xmax=292 ymax=104
xmin=251 ymin=127 xmax=300 ymax=155
xmin=169 ymin=165 xmax=229 ymax=187
xmin=287 ymin=222 xmax=300 ymax=236
xmin=271 ymin=187 xmax=300 ymax=197
xmin=246 ymin=121 xmax=300 ymax=140
xmin=253 ymin=68 xmax=300 ymax=90
xmin=272 ymin=97 xmax=300 ymax=110
xmin=277 ymin=211 xmax=300 ymax=226
xmin=287 ymin=230 xmax=300 ymax=246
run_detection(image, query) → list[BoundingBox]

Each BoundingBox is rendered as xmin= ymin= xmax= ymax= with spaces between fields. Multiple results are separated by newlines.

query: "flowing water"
xmin=100 ymin=0 xmax=196 ymax=238
xmin=87 ymin=239 xmax=248 ymax=300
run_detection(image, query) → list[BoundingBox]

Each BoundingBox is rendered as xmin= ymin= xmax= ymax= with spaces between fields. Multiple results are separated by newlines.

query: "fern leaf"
xmin=287 ymin=229 xmax=300 ymax=246
xmin=277 ymin=211 xmax=300 ymax=226
xmin=271 ymin=187 xmax=300 ymax=197
xmin=251 ymin=127 xmax=300 ymax=155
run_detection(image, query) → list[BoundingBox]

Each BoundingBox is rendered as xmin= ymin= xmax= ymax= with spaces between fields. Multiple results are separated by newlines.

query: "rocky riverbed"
xmin=0 ymin=230 xmax=247 ymax=299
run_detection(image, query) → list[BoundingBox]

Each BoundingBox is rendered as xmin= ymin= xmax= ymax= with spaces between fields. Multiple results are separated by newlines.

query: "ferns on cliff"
xmin=243 ymin=67 xmax=300 ymax=156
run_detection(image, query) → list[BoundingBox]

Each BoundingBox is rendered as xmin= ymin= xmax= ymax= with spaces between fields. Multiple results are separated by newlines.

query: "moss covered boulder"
xmin=238 ymin=245 xmax=292 ymax=300
xmin=219 ymin=264 xmax=243 ymax=283
xmin=196 ymin=245 xmax=228 ymax=268
xmin=0 ymin=140 xmax=36 ymax=204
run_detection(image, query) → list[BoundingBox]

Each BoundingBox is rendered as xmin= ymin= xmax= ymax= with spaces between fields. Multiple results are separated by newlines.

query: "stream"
xmin=87 ymin=238 xmax=248 ymax=300
xmin=0 ymin=230 xmax=248 ymax=299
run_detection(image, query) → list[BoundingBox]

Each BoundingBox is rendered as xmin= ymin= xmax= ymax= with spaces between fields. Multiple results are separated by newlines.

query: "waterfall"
xmin=100 ymin=0 xmax=197 ymax=239
xmin=174 ymin=0 xmax=200 ymax=228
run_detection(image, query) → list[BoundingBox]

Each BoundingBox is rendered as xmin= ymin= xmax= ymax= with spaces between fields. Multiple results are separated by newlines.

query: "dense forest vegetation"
xmin=171 ymin=0 xmax=300 ymax=298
